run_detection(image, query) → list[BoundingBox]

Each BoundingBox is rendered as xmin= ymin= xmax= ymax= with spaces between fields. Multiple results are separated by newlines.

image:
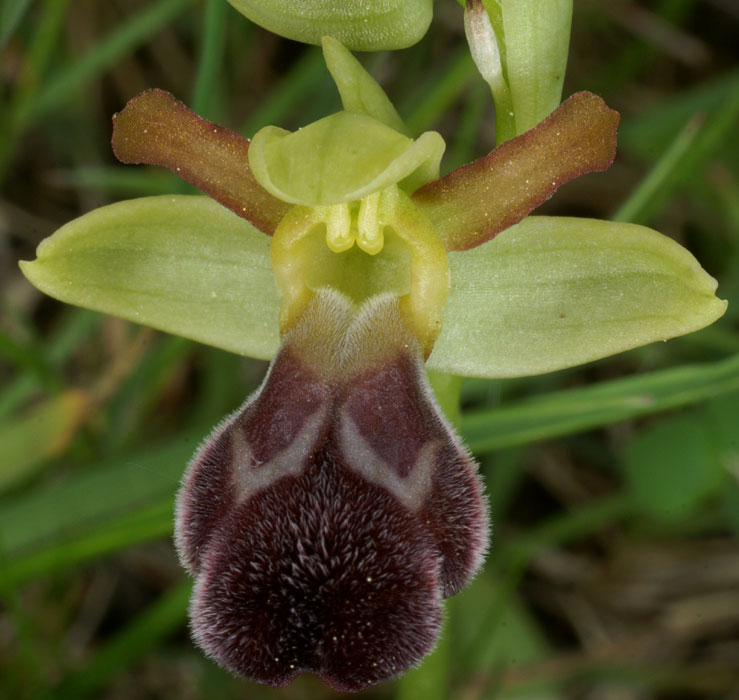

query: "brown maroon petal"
xmin=112 ymin=89 xmax=290 ymax=235
xmin=175 ymin=346 xmax=331 ymax=575
xmin=191 ymin=455 xmax=442 ymax=692
xmin=412 ymin=91 xmax=620 ymax=251
xmin=337 ymin=295 xmax=488 ymax=597
xmin=175 ymin=289 xmax=489 ymax=690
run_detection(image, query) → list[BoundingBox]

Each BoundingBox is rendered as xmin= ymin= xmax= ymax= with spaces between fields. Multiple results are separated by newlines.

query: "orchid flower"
xmin=20 ymin=37 xmax=725 ymax=691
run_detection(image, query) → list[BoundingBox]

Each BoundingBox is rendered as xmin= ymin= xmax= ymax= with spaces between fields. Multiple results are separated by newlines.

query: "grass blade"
xmin=0 ymin=0 xmax=33 ymax=48
xmin=462 ymin=353 xmax=739 ymax=454
xmin=401 ymin=49 xmax=476 ymax=136
xmin=0 ymin=391 xmax=89 ymax=494
xmin=190 ymin=0 xmax=228 ymax=118
xmin=613 ymin=114 xmax=703 ymax=224
xmin=0 ymin=431 xmax=200 ymax=557
xmin=57 ymin=580 xmax=191 ymax=698
xmin=22 ymin=0 xmax=191 ymax=125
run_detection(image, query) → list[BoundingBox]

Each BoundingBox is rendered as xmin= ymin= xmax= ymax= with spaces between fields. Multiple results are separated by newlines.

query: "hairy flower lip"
xmin=176 ymin=289 xmax=489 ymax=690
xmin=189 ymin=452 xmax=444 ymax=692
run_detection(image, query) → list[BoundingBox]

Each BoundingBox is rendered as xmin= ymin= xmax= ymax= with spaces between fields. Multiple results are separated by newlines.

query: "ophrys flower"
xmin=20 ymin=36 xmax=725 ymax=691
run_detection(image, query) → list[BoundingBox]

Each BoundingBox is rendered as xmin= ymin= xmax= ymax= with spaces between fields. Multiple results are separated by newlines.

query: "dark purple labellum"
xmin=175 ymin=290 xmax=488 ymax=691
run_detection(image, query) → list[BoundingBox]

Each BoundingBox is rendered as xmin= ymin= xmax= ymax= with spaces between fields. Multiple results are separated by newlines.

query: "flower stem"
xmin=427 ymin=370 xmax=463 ymax=427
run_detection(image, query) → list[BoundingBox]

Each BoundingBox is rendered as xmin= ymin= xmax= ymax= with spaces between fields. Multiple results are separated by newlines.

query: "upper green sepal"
xmin=20 ymin=196 xmax=280 ymax=360
xmin=226 ymin=0 xmax=432 ymax=51
xmin=248 ymin=111 xmax=444 ymax=205
xmin=321 ymin=36 xmax=409 ymax=136
xmin=428 ymin=216 xmax=727 ymax=377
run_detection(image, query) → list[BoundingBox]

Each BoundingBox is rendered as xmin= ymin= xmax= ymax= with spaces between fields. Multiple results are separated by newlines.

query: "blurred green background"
xmin=1 ymin=0 xmax=738 ymax=698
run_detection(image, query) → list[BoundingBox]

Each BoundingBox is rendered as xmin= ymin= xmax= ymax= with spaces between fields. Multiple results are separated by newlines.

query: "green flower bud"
xmin=227 ymin=0 xmax=433 ymax=51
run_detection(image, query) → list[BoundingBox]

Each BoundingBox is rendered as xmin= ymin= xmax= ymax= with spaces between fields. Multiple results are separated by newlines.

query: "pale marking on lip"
xmin=337 ymin=412 xmax=438 ymax=511
xmin=229 ymin=405 xmax=330 ymax=503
